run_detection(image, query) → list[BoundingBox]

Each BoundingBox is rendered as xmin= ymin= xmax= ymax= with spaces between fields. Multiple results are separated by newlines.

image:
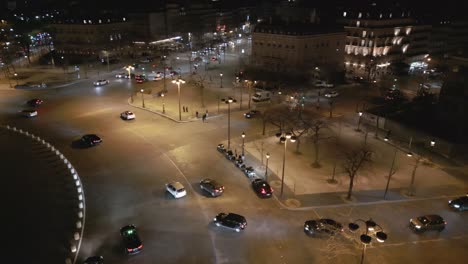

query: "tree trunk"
xmin=313 ymin=137 xmax=320 ymax=167
xmin=347 ymin=173 xmax=355 ymax=200
xmin=262 ymin=119 xmax=266 ymax=136
xmin=295 ymin=138 xmax=301 ymax=153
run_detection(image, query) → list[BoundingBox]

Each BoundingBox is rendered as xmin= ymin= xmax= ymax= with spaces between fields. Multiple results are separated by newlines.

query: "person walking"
xmin=196 ymin=111 xmax=199 ymax=118
xmin=202 ymin=113 xmax=206 ymax=122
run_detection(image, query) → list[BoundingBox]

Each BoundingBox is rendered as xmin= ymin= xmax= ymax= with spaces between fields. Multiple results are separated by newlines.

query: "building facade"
xmin=251 ymin=22 xmax=345 ymax=76
xmin=338 ymin=6 xmax=431 ymax=79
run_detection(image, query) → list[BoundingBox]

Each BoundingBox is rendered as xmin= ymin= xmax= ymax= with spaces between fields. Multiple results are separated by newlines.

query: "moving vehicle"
xmin=244 ymin=110 xmax=260 ymax=118
xmin=251 ymin=179 xmax=273 ymax=198
xmin=324 ymin=90 xmax=339 ymax=98
xmin=80 ymin=134 xmax=102 ymax=147
xmin=304 ymin=218 xmax=343 ymax=236
xmin=21 ymin=109 xmax=38 ymax=117
xmin=166 ymin=181 xmax=187 ymax=198
xmin=252 ymin=90 xmax=271 ymax=102
xmin=448 ymin=195 xmax=468 ymax=211
xmin=409 ymin=214 xmax=446 ymax=233
xmin=120 ymin=225 xmax=143 ymax=255
xmin=115 ymin=73 xmax=127 ymax=78
xmin=27 ymin=98 xmax=43 ymax=107
xmin=120 ymin=111 xmax=136 ymax=120
xmin=93 ymin=80 xmax=109 ymax=86
xmin=213 ymin=213 xmax=247 ymax=232
xmin=200 ymin=178 xmax=225 ymax=197
xmin=385 ymin=88 xmax=403 ymax=102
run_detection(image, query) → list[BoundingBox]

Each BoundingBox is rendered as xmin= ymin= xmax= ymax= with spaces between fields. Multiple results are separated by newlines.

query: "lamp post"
xmin=241 ymin=132 xmax=246 ymax=157
xmin=276 ymin=132 xmax=297 ymax=197
xmin=221 ymin=97 xmax=236 ymax=149
xmin=220 ymin=73 xmax=223 ymax=88
xmin=265 ymin=153 xmax=270 ymax=181
xmin=429 ymin=139 xmax=436 ymax=161
xmin=140 ymin=89 xmax=145 ymax=108
xmin=172 ymin=78 xmax=186 ymax=121
xmin=348 ymin=219 xmax=388 ymax=264
xmin=161 ymin=93 xmax=165 ymax=113
xmin=356 ymin=111 xmax=363 ymax=131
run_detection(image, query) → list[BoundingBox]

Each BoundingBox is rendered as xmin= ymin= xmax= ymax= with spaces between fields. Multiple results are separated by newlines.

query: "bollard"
xmin=75 ymin=180 xmax=81 ymax=187
xmin=70 ymin=168 xmax=76 ymax=174
xmin=78 ymin=202 xmax=84 ymax=209
xmin=55 ymin=150 xmax=60 ymax=156
xmin=59 ymin=154 xmax=64 ymax=160
xmin=25 ymin=131 xmax=29 ymax=136
xmin=42 ymin=139 xmax=46 ymax=144
xmin=46 ymin=143 xmax=51 ymax=148
xmin=76 ymin=220 xmax=82 ymax=229
xmin=67 ymin=164 xmax=72 ymax=169
xmin=77 ymin=187 xmax=82 ymax=193
xmin=73 ymin=173 xmax=78 ymax=180
xmin=70 ymin=245 xmax=77 ymax=253
xmin=6 ymin=125 xmax=10 ymax=129
xmin=74 ymin=232 xmax=80 ymax=240
xmin=78 ymin=211 xmax=83 ymax=218
xmin=19 ymin=129 xmax=23 ymax=133
xmin=12 ymin=127 xmax=17 ymax=131
xmin=78 ymin=194 xmax=83 ymax=201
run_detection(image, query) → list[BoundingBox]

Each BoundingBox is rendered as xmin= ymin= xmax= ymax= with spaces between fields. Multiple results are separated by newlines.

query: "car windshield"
xmin=417 ymin=216 xmax=430 ymax=224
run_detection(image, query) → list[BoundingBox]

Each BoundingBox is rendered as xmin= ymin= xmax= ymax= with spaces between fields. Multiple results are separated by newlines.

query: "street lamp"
xmin=276 ymin=132 xmax=297 ymax=197
xmin=140 ymin=89 xmax=145 ymax=108
xmin=161 ymin=93 xmax=165 ymax=114
xmin=125 ymin=65 xmax=134 ymax=79
xmin=241 ymin=132 xmax=246 ymax=157
xmin=348 ymin=218 xmax=387 ymax=264
xmin=172 ymin=78 xmax=186 ymax=121
xmin=265 ymin=153 xmax=270 ymax=181
xmin=356 ymin=111 xmax=363 ymax=131
xmin=221 ymin=97 xmax=236 ymax=149
xmin=220 ymin=73 xmax=223 ymax=88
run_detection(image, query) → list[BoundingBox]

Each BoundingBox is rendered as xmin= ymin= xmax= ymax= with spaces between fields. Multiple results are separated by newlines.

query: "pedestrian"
xmin=196 ymin=111 xmax=199 ymax=118
xmin=205 ymin=109 xmax=208 ymax=116
xmin=202 ymin=114 xmax=206 ymax=122
xmin=186 ymin=106 xmax=189 ymax=112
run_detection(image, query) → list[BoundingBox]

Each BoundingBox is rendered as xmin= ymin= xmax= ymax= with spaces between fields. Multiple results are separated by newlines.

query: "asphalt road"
xmin=1 ymin=46 xmax=467 ymax=264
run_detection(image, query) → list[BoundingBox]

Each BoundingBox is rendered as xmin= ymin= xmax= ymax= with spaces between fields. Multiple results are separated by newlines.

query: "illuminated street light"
xmin=220 ymin=73 xmax=223 ymax=88
xmin=356 ymin=111 xmax=363 ymax=131
xmin=221 ymin=97 xmax=236 ymax=149
xmin=265 ymin=153 xmax=270 ymax=181
xmin=276 ymin=132 xmax=297 ymax=197
xmin=172 ymin=78 xmax=186 ymax=121
xmin=161 ymin=93 xmax=165 ymax=114
xmin=241 ymin=132 xmax=246 ymax=157
xmin=140 ymin=89 xmax=145 ymax=108
xmin=348 ymin=218 xmax=387 ymax=264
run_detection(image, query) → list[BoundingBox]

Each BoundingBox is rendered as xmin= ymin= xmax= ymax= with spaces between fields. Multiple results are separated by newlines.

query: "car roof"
xmin=168 ymin=181 xmax=184 ymax=189
xmin=422 ymin=214 xmax=444 ymax=221
xmin=226 ymin=213 xmax=245 ymax=222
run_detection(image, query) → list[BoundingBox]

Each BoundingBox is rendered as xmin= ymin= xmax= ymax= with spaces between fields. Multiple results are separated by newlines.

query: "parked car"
xmin=235 ymin=156 xmax=244 ymax=167
xmin=84 ymin=256 xmax=104 ymax=264
xmin=324 ymin=90 xmax=339 ymax=98
xmin=120 ymin=225 xmax=143 ymax=255
xmin=80 ymin=134 xmax=102 ymax=147
xmin=409 ymin=214 xmax=446 ymax=233
xmin=166 ymin=181 xmax=187 ymax=198
xmin=120 ymin=111 xmax=136 ymax=120
xmin=21 ymin=109 xmax=38 ymax=117
xmin=244 ymin=110 xmax=260 ymax=119
xmin=27 ymin=98 xmax=43 ymax=107
xmin=243 ymin=166 xmax=256 ymax=178
xmin=213 ymin=213 xmax=247 ymax=232
xmin=93 ymin=80 xmax=109 ymax=86
xmin=304 ymin=218 xmax=343 ymax=236
xmin=225 ymin=150 xmax=235 ymax=160
xmin=217 ymin=143 xmax=226 ymax=153
xmin=448 ymin=195 xmax=468 ymax=211
xmin=200 ymin=178 xmax=225 ymax=197
xmin=251 ymin=179 xmax=273 ymax=198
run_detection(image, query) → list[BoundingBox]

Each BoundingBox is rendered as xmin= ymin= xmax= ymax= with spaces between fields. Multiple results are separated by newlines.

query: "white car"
xmin=166 ymin=182 xmax=187 ymax=198
xmin=324 ymin=90 xmax=339 ymax=98
xmin=314 ymin=80 xmax=334 ymax=88
xmin=21 ymin=109 xmax=38 ymax=117
xmin=93 ymin=80 xmax=109 ymax=86
xmin=120 ymin=111 xmax=135 ymax=120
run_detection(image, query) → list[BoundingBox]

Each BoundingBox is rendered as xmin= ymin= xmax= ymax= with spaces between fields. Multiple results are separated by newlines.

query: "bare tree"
xmin=261 ymin=105 xmax=290 ymax=136
xmin=194 ymin=74 xmax=208 ymax=107
xmin=342 ymin=147 xmax=373 ymax=200
xmin=308 ymin=120 xmax=330 ymax=167
xmin=288 ymin=114 xmax=314 ymax=154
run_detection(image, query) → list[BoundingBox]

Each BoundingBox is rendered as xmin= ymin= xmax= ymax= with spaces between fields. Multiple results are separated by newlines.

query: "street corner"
xmin=269 ymin=180 xmax=302 ymax=208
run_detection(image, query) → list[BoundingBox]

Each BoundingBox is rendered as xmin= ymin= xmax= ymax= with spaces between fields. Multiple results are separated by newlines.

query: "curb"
xmin=3 ymin=125 xmax=85 ymax=264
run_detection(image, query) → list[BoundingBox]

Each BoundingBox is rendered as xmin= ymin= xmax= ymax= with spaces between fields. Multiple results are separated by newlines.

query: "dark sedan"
xmin=120 ymin=225 xmax=143 ymax=255
xmin=409 ymin=214 xmax=446 ymax=233
xmin=251 ymin=179 xmax=273 ymax=198
xmin=80 ymin=134 xmax=102 ymax=147
xmin=244 ymin=110 xmax=260 ymax=119
xmin=27 ymin=98 xmax=43 ymax=107
xmin=304 ymin=218 xmax=343 ymax=236
xmin=213 ymin=213 xmax=247 ymax=232
xmin=448 ymin=195 xmax=468 ymax=211
xmin=200 ymin=178 xmax=225 ymax=197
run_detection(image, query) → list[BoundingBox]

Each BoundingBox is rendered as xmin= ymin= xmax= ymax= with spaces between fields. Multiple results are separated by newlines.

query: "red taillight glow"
xmin=127 ymin=248 xmax=133 ymax=252
xmin=444 ymin=221 xmax=447 ymax=225
xmin=261 ymin=189 xmax=266 ymax=194
xmin=215 ymin=189 xmax=219 ymax=192
xmin=138 ymin=245 xmax=143 ymax=249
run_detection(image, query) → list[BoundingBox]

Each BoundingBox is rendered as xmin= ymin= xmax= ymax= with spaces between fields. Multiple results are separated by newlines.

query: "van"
xmin=252 ymin=90 xmax=271 ymax=102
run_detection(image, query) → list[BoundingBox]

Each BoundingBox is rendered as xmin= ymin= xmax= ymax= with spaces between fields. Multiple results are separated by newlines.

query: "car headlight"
xmin=213 ymin=218 xmax=217 ymax=221
xmin=453 ymin=204 xmax=460 ymax=208
xmin=304 ymin=225 xmax=309 ymax=230
xmin=415 ymin=225 xmax=421 ymax=229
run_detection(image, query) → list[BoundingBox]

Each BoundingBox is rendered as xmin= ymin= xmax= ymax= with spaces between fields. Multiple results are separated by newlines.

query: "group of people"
xmin=196 ymin=110 xmax=209 ymax=122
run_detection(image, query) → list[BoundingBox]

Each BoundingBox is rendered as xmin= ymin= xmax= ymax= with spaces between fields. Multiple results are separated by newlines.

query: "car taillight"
xmin=127 ymin=248 xmax=133 ymax=252
xmin=215 ymin=189 xmax=219 ymax=192
xmin=261 ymin=189 xmax=266 ymax=194
xmin=444 ymin=221 xmax=447 ymax=225
xmin=137 ymin=245 xmax=143 ymax=249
